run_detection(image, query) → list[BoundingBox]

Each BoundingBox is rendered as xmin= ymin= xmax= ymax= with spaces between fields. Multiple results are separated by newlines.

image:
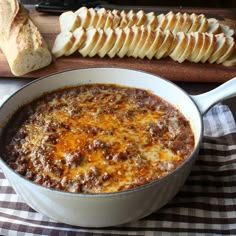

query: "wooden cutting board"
xmin=0 ymin=6 xmax=236 ymax=82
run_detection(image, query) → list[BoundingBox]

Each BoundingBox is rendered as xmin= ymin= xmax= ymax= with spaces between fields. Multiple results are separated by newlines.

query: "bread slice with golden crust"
xmin=88 ymin=8 xmax=99 ymax=27
xmin=98 ymin=28 xmax=116 ymax=57
xmin=136 ymin=10 xmax=147 ymax=27
xmin=172 ymin=12 xmax=184 ymax=33
xmin=198 ymin=14 xmax=208 ymax=33
xmin=52 ymin=31 xmax=75 ymax=58
xmin=138 ymin=26 xmax=155 ymax=59
xmin=59 ymin=11 xmax=80 ymax=32
xmin=155 ymin=30 xmax=174 ymax=59
xmin=146 ymin=29 xmax=164 ymax=59
xmin=187 ymin=32 xmax=204 ymax=62
xmin=157 ymin=14 xmax=168 ymax=30
xmin=79 ymin=27 xmax=99 ymax=57
xmin=216 ymin=36 xmax=235 ymax=64
xmin=181 ymin=13 xmax=192 ymax=33
xmin=127 ymin=26 xmax=142 ymax=57
xmin=194 ymin=33 xmax=210 ymax=62
xmin=64 ymin=27 xmax=86 ymax=56
xmin=164 ymin=11 xmax=177 ymax=32
xmin=95 ymin=8 xmax=107 ymax=28
xmin=0 ymin=0 xmax=52 ymax=76
xmin=200 ymin=33 xmax=216 ymax=63
xmin=112 ymin=9 xmax=121 ymax=28
xmin=108 ymin=28 xmax=126 ymax=58
xmin=75 ymin=7 xmax=91 ymax=28
xmin=169 ymin=32 xmax=188 ymax=61
xmin=117 ymin=27 xmax=134 ymax=58
xmin=208 ymin=33 xmax=228 ymax=64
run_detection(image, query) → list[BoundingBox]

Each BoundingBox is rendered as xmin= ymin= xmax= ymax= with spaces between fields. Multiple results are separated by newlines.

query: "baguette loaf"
xmin=0 ymin=0 xmax=52 ymax=76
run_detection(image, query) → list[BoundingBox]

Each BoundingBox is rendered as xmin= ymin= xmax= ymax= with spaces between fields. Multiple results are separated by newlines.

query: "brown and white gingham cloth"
xmin=0 ymin=104 xmax=236 ymax=236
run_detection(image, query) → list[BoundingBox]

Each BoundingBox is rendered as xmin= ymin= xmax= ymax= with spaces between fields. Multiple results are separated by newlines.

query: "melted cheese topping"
xmin=2 ymin=84 xmax=194 ymax=193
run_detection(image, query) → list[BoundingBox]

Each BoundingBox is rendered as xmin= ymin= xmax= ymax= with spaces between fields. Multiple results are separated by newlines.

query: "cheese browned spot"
xmin=1 ymin=84 xmax=194 ymax=193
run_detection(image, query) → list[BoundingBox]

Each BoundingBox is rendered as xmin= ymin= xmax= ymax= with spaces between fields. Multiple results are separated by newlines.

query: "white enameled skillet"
xmin=0 ymin=67 xmax=235 ymax=227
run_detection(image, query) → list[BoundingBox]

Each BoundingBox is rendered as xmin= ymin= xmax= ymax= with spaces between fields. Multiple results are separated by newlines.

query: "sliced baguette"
xmin=208 ymin=33 xmax=228 ymax=64
xmin=146 ymin=12 xmax=158 ymax=29
xmin=75 ymin=7 xmax=91 ymax=28
xmin=127 ymin=26 xmax=142 ymax=57
xmin=181 ymin=13 xmax=192 ymax=33
xmin=138 ymin=26 xmax=155 ymax=59
xmin=131 ymin=26 xmax=149 ymax=58
xmin=157 ymin=14 xmax=168 ymax=30
xmin=127 ymin=10 xmax=138 ymax=27
xmin=164 ymin=11 xmax=177 ymax=31
xmin=193 ymin=33 xmax=210 ymax=62
xmin=188 ymin=13 xmax=201 ymax=32
xmin=88 ymin=28 xmax=106 ymax=57
xmin=64 ymin=27 xmax=86 ymax=56
xmin=98 ymin=28 xmax=116 ymax=57
xmin=172 ymin=12 xmax=184 ymax=33
xmin=95 ymin=8 xmax=107 ymax=28
xmin=52 ymin=31 xmax=75 ymax=58
xmin=88 ymin=8 xmax=99 ymax=27
xmin=120 ymin=10 xmax=129 ymax=28
xmin=187 ymin=32 xmax=204 ymax=62
xmin=79 ymin=27 xmax=99 ymax=57
xmin=200 ymin=33 xmax=216 ymax=63
xmin=169 ymin=32 xmax=188 ymax=61
xmin=146 ymin=29 xmax=164 ymax=59
xmin=117 ymin=27 xmax=134 ymax=58
xmin=59 ymin=11 xmax=80 ymax=32
xmin=216 ymin=36 xmax=235 ymax=64
xmin=104 ymin=10 xmax=114 ymax=28
xmin=155 ymin=30 xmax=174 ymax=59
xmin=112 ymin=9 xmax=121 ymax=28
xmin=207 ymin=18 xmax=221 ymax=35
xmin=177 ymin=33 xmax=195 ymax=63
xmin=136 ymin=10 xmax=147 ymax=26
xmin=108 ymin=27 xmax=126 ymax=58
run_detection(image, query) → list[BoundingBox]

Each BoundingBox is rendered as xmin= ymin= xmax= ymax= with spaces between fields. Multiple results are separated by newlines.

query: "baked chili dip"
xmin=0 ymin=84 xmax=194 ymax=193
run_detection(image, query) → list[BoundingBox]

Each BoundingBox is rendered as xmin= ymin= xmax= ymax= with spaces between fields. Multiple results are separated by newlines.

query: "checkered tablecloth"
xmin=0 ymin=104 xmax=236 ymax=236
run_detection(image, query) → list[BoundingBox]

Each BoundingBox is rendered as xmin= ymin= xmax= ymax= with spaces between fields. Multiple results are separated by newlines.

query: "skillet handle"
xmin=191 ymin=77 xmax=236 ymax=115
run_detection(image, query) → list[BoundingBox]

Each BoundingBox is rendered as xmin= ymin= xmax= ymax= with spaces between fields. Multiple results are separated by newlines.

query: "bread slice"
xmin=146 ymin=12 xmax=158 ymax=30
xmin=136 ymin=10 xmax=147 ymax=26
xmin=220 ymin=24 xmax=234 ymax=37
xmin=112 ymin=9 xmax=121 ymax=28
xmin=88 ymin=8 xmax=99 ymax=27
xmin=165 ymin=11 xmax=177 ymax=31
xmin=216 ymin=36 xmax=235 ymax=64
xmin=108 ymin=27 xmax=126 ymax=58
xmin=172 ymin=12 xmax=184 ymax=33
xmin=96 ymin=8 xmax=107 ymax=28
xmin=127 ymin=26 xmax=142 ymax=56
xmin=120 ymin=10 xmax=129 ymax=28
xmin=187 ymin=32 xmax=204 ymax=62
xmin=126 ymin=10 xmax=138 ymax=27
xmin=177 ymin=33 xmax=195 ymax=63
xmin=146 ymin=29 xmax=164 ymax=59
xmin=0 ymin=0 xmax=52 ymax=76
xmin=59 ymin=11 xmax=80 ymax=32
xmin=131 ymin=26 xmax=149 ymax=58
xmin=79 ymin=27 xmax=99 ymax=57
xmin=117 ymin=27 xmax=134 ymax=58
xmin=207 ymin=18 xmax=221 ymax=35
xmin=88 ymin=28 xmax=106 ymax=57
xmin=194 ymin=33 xmax=210 ymax=62
xmin=75 ymin=7 xmax=91 ymax=28
xmin=138 ymin=26 xmax=155 ymax=59
xmin=157 ymin=14 xmax=168 ymax=30
xmin=104 ymin=10 xmax=114 ymax=28
xmin=155 ymin=30 xmax=174 ymax=59
xmin=208 ymin=33 xmax=228 ymax=64
xmin=188 ymin=13 xmax=201 ymax=32
xmin=181 ymin=13 xmax=192 ymax=33
xmin=52 ymin=31 xmax=75 ymax=58
xmin=200 ymin=33 xmax=216 ymax=63
xmin=169 ymin=32 xmax=188 ymax=61
xmin=197 ymin=14 xmax=208 ymax=33
xmin=98 ymin=28 xmax=116 ymax=57
xmin=64 ymin=27 xmax=86 ymax=56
